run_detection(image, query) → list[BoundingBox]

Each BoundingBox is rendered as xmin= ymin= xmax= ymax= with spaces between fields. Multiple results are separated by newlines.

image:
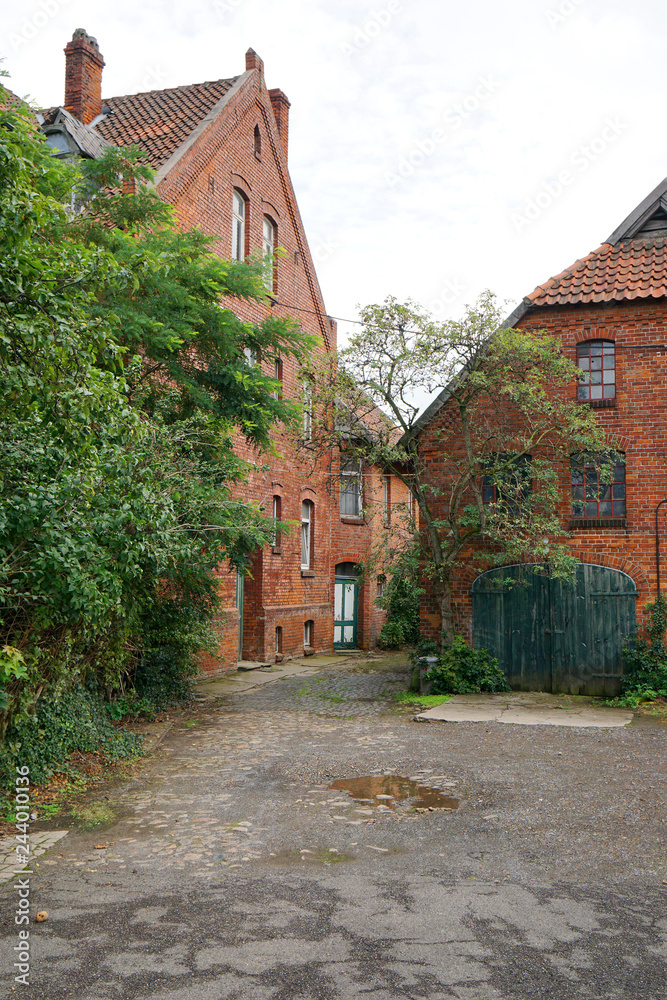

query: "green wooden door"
xmin=472 ymin=563 xmax=636 ymax=695
xmin=334 ymin=578 xmax=358 ymax=648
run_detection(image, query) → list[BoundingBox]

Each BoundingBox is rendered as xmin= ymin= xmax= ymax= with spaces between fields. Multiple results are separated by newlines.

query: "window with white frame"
xmin=232 ymin=190 xmax=246 ymax=261
xmin=262 ymin=216 xmax=276 ymax=292
xmin=302 ymin=381 xmax=313 ymax=442
xmin=271 ymin=495 xmax=281 ymax=547
xmin=304 ymin=619 xmax=314 ymax=647
xmin=301 ymin=500 xmax=313 ymax=569
xmin=340 ymin=455 xmax=362 ymax=517
xmin=382 ymin=475 xmax=390 ymax=524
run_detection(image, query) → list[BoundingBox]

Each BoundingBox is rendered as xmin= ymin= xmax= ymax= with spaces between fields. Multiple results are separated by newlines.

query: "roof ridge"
xmin=104 ymin=77 xmax=237 ymax=103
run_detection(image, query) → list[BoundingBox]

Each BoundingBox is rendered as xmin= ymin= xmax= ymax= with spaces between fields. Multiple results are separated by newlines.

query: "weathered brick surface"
xmin=416 ymin=296 xmax=667 ymax=642
xmin=140 ymin=56 xmax=401 ymax=672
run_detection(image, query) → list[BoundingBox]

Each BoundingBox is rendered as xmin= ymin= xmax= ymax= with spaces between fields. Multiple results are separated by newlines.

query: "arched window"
xmin=301 ymin=500 xmax=314 ymax=569
xmin=232 ymin=189 xmax=246 ymax=261
xmin=577 ymin=340 xmax=615 ymax=402
xmin=253 ymin=125 xmax=261 ymax=159
xmin=271 ymin=495 xmax=281 ymax=548
xmin=262 ymin=216 xmax=276 ymax=292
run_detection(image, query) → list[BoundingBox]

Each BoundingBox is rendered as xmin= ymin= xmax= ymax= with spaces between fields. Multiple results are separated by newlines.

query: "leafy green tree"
xmin=0 ymin=88 xmax=313 ymax=756
xmin=304 ymin=292 xmax=607 ymax=643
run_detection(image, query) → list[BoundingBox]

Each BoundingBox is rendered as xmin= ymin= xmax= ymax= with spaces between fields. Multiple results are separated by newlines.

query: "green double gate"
xmin=471 ymin=563 xmax=637 ymax=696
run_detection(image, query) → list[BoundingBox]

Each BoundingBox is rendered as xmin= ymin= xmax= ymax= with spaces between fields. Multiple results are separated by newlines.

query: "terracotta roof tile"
xmin=94 ymin=78 xmax=237 ymax=168
xmin=527 ymin=238 xmax=667 ymax=307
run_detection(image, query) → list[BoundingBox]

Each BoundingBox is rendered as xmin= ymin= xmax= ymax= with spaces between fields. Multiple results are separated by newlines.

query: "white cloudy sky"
xmin=3 ymin=0 xmax=667 ymax=346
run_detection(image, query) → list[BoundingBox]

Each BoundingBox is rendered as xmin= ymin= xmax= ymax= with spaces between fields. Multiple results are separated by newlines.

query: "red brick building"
xmin=414 ymin=181 xmax=667 ymax=694
xmin=43 ymin=30 xmax=410 ymax=671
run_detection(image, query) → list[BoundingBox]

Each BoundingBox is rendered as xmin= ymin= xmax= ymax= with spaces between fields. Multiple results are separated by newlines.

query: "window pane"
xmin=613 ymin=501 xmax=626 ymax=516
xmin=603 ymin=384 xmax=616 ymax=398
xmin=599 ymin=501 xmax=612 ymax=516
xmin=591 ymin=343 xmax=603 ymax=356
xmin=590 ymin=385 xmax=603 ymax=399
xmin=613 ymin=464 xmax=625 ymax=482
xmin=572 ymin=485 xmax=585 ymax=501
xmin=572 ymin=502 xmax=585 ymax=517
xmin=482 ymin=486 xmax=495 ymax=503
xmin=586 ymin=501 xmax=599 ymax=516
xmin=603 ymin=353 xmax=615 ymax=367
xmin=578 ymin=343 xmax=590 ymax=357
xmin=571 ymin=467 xmax=584 ymax=484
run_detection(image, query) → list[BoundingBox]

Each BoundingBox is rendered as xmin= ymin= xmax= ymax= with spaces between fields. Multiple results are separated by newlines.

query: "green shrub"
xmin=0 ymin=682 xmax=142 ymax=788
xmin=615 ymin=599 xmax=667 ymax=707
xmin=426 ymin=636 xmax=510 ymax=694
xmin=376 ymin=562 xmax=421 ymax=650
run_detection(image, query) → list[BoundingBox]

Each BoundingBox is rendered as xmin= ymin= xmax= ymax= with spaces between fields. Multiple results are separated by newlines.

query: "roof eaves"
xmin=151 ymin=71 xmax=250 ymax=188
xmin=606 ymin=176 xmax=667 ymax=244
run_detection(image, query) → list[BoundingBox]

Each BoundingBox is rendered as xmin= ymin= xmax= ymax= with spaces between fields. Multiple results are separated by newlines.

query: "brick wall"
xmin=152 ymin=62 xmax=402 ymax=673
xmin=416 ymin=296 xmax=667 ymax=642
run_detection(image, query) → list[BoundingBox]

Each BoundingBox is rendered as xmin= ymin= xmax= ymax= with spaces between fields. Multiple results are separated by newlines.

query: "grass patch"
xmin=395 ymin=692 xmax=453 ymax=707
xmin=67 ymin=802 xmax=117 ymax=830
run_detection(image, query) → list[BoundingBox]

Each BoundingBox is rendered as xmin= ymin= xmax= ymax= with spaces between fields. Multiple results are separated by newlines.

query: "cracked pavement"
xmin=1 ymin=655 xmax=665 ymax=999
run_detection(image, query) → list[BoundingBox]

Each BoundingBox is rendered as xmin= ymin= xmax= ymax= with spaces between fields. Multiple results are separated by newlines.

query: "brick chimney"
xmin=64 ymin=29 xmax=104 ymax=125
xmin=268 ymin=88 xmax=290 ymax=160
xmin=245 ymin=48 xmax=264 ymax=78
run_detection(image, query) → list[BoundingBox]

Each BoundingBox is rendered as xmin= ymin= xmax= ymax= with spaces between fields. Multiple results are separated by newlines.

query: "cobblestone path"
xmin=0 ymin=657 xmax=665 ymax=999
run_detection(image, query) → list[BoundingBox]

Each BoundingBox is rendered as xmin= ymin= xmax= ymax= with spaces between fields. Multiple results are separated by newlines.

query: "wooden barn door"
xmin=471 ymin=563 xmax=636 ymax=696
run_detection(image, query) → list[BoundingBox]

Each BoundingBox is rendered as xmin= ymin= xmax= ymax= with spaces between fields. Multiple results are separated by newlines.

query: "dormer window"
xmin=232 ymin=189 xmax=246 ymax=261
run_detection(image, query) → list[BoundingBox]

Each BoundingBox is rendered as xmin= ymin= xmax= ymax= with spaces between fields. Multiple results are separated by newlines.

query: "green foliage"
xmin=613 ymin=599 xmax=667 ymax=707
xmin=0 ymin=89 xmax=314 ymax=780
xmin=426 ymin=636 xmax=510 ymax=694
xmin=0 ymin=682 xmax=141 ymax=787
xmin=377 ymin=550 xmax=422 ymax=649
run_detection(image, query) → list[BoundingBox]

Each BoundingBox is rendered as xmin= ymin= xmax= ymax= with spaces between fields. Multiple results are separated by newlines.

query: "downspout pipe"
xmin=655 ymin=499 xmax=667 ymax=600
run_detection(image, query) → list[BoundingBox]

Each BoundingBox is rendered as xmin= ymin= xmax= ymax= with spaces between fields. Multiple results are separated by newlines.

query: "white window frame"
xmin=262 ymin=216 xmax=276 ymax=291
xmin=232 ymin=190 xmax=246 ymax=262
xmin=340 ymin=455 xmax=362 ymax=517
xmin=271 ymin=495 xmax=280 ymax=547
xmin=301 ymin=501 xmax=313 ymax=569
xmin=304 ymin=620 xmax=313 ymax=647
xmin=302 ymin=381 xmax=313 ymax=442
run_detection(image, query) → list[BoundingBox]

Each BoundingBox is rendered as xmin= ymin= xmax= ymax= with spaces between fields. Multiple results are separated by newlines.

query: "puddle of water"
xmin=329 ymin=775 xmax=458 ymax=811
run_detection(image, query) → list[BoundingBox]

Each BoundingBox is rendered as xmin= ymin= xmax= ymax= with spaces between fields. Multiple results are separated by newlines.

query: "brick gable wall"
xmin=417 ymin=296 xmax=667 ymax=644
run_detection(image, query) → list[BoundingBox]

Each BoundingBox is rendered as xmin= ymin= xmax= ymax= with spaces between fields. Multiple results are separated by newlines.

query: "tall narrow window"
xmin=301 ymin=501 xmax=313 ymax=569
xmin=271 ymin=495 xmax=281 ymax=548
xmin=571 ymin=453 xmax=626 ymax=519
xmin=275 ymin=625 xmax=282 ymax=653
xmin=382 ymin=475 xmax=390 ymax=525
xmin=302 ymin=381 xmax=313 ymax=442
xmin=253 ymin=124 xmax=261 ymax=159
xmin=262 ymin=216 xmax=276 ymax=292
xmin=340 ymin=455 xmax=362 ymax=517
xmin=304 ymin=620 xmax=314 ymax=647
xmin=273 ymin=357 xmax=283 ymax=399
xmin=577 ymin=340 xmax=615 ymax=402
xmin=407 ymin=488 xmax=414 ymax=517
xmin=232 ymin=190 xmax=246 ymax=262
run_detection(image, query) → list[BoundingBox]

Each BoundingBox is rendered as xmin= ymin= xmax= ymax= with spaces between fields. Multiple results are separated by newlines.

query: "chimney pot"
xmin=64 ymin=28 xmax=105 ymax=125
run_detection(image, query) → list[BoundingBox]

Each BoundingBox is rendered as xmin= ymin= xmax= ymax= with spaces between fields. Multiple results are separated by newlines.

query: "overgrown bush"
xmin=378 ymin=569 xmax=421 ymax=648
xmin=0 ymin=682 xmax=142 ymax=787
xmin=425 ymin=636 xmax=510 ymax=694
xmin=616 ymin=599 xmax=667 ymax=707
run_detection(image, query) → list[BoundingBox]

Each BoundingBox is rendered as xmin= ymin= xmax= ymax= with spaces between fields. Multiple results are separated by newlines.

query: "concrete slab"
xmin=416 ymin=692 xmax=633 ymax=728
xmin=0 ymin=830 xmax=68 ymax=885
xmin=194 ymin=652 xmax=367 ymax=704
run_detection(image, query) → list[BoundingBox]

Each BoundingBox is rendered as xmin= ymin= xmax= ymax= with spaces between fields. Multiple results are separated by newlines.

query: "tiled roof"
xmin=526 ymin=238 xmax=667 ymax=307
xmin=94 ymin=78 xmax=238 ymax=168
